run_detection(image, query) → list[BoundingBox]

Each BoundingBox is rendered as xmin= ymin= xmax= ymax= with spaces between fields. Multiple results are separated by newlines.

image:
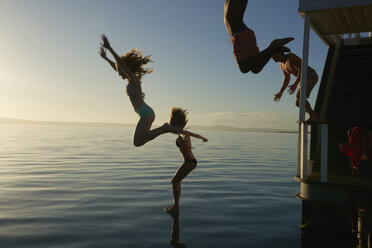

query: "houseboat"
xmin=295 ymin=0 xmax=372 ymax=247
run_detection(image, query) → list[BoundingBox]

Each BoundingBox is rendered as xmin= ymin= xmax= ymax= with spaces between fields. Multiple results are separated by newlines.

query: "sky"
xmin=0 ymin=0 xmax=328 ymax=130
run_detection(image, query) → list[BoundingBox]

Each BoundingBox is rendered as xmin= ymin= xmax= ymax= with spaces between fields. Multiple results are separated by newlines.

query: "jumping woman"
xmin=99 ymin=34 xmax=179 ymax=146
xmin=165 ymin=108 xmax=208 ymax=216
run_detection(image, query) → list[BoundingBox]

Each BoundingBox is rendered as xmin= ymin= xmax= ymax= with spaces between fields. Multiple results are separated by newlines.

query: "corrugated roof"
xmin=298 ymin=0 xmax=372 ymax=45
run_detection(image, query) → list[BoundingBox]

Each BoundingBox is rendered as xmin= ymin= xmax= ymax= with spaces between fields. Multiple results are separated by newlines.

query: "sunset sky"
xmin=0 ymin=0 xmax=328 ymax=130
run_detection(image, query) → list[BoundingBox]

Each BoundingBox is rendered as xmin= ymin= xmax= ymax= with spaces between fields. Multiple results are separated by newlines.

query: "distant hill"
xmin=0 ymin=117 xmax=134 ymax=128
xmin=0 ymin=117 xmax=296 ymax=133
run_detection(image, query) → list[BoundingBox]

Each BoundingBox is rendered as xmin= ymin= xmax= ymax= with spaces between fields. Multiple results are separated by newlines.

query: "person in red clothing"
xmin=224 ymin=0 xmax=294 ymax=74
xmin=339 ymin=126 xmax=372 ymax=171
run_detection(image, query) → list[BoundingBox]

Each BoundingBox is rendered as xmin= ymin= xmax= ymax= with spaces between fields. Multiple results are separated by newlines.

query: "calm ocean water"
xmin=0 ymin=124 xmax=301 ymax=248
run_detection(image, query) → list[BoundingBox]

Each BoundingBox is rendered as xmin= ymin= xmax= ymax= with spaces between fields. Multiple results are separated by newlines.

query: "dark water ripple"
xmin=0 ymin=125 xmax=300 ymax=247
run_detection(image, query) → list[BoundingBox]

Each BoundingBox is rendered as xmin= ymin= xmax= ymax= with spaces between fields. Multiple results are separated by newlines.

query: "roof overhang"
xmin=298 ymin=0 xmax=372 ymax=45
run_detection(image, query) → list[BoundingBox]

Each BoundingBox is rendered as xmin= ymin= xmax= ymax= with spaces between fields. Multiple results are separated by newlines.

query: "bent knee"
xmin=238 ymin=63 xmax=251 ymax=74
xmin=171 ymin=177 xmax=180 ymax=184
xmin=251 ymin=67 xmax=261 ymax=74
xmin=133 ymin=139 xmax=144 ymax=147
xmin=188 ymin=162 xmax=197 ymax=170
xmin=240 ymin=68 xmax=251 ymax=74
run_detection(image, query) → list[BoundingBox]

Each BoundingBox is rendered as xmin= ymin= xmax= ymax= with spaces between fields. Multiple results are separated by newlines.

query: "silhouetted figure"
xmin=272 ymin=48 xmax=321 ymax=122
xmin=340 ymin=126 xmax=372 ymax=173
xmin=100 ymin=35 xmax=180 ymax=146
xmin=165 ymin=108 xmax=207 ymax=216
xmin=224 ymin=0 xmax=294 ymax=74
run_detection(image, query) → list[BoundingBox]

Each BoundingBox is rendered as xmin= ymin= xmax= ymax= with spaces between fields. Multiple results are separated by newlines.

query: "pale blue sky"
xmin=0 ymin=0 xmax=328 ymax=130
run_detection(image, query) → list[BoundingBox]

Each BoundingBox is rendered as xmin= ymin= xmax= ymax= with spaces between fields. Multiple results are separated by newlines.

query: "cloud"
xmin=189 ymin=111 xmax=298 ymax=130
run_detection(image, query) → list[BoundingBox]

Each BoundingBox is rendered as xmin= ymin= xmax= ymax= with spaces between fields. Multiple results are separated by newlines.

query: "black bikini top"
xmin=176 ymin=138 xmax=181 ymax=148
xmin=176 ymin=136 xmax=192 ymax=149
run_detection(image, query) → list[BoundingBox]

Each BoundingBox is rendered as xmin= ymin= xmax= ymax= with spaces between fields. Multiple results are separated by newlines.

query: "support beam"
xmin=299 ymin=14 xmax=310 ymax=179
xmin=301 ymin=123 xmax=308 ymax=179
xmin=320 ymin=124 xmax=328 ymax=182
xmin=299 ymin=14 xmax=310 ymax=122
xmin=297 ymin=123 xmax=301 ymax=178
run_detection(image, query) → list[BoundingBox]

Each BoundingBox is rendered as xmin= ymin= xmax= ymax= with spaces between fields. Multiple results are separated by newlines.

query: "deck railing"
xmin=297 ymin=122 xmax=328 ymax=182
xmin=297 ymin=13 xmax=331 ymax=183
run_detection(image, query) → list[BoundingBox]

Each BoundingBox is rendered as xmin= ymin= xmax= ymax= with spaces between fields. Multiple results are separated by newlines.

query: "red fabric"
xmin=339 ymin=127 xmax=372 ymax=169
xmin=232 ymin=28 xmax=259 ymax=62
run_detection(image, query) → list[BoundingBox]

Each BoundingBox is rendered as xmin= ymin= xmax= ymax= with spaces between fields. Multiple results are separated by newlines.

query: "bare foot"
xmin=270 ymin=37 xmax=294 ymax=49
xmin=165 ymin=204 xmax=179 ymax=217
xmin=161 ymin=123 xmax=179 ymax=134
xmin=306 ymin=114 xmax=322 ymax=123
xmin=278 ymin=46 xmax=291 ymax=53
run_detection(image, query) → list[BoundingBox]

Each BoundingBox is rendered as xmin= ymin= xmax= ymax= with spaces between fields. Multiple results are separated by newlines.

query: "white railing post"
xmin=297 ymin=123 xmax=301 ymax=178
xmin=320 ymin=124 xmax=328 ymax=182
xmin=301 ymin=122 xmax=308 ymax=179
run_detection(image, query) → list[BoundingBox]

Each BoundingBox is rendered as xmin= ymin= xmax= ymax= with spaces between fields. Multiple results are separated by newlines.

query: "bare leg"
xmin=224 ymin=0 xmax=248 ymax=36
xmin=133 ymin=114 xmax=178 ymax=147
xmin=165 ymin=162 xmax=196 ymax=215
xmin=170 ymin=215 xmax=185 ymax=248
xmin=224 ymin=0 xmax=294 ymax=74
xmin=238 ymin=38 xmax=294 ymax=74
xmin=295 ymin=97 xmax=321 ymax=122
xmin=305 ymin=101 xmax=321 ymax=121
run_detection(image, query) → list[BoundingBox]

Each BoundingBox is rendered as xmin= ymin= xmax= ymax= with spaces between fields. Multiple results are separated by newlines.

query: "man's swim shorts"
xmin=232 ymin=27 xmax=259 ymax=62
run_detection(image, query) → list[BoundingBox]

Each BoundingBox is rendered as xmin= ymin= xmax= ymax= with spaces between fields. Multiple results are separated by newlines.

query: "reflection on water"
xmin=169 ymin=214 xmax=186 ymax=248
xmin=0 ymin=124 xmax=301 ymax=247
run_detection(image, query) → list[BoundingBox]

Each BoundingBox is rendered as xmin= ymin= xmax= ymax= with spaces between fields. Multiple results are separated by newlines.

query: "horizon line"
xmin=0 ymin=117 xmax=297 ymax=133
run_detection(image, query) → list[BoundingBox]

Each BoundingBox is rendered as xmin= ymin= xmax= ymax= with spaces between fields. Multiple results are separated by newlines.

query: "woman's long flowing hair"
xmin=170 ymin=107 xmax=189 ymax=128
xmin=119 ymin=48 xmax=153 ymax=80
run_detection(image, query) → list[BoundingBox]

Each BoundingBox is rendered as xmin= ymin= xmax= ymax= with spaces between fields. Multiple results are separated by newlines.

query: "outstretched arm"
xmin=182 ymin=130 xmax=208 ymax=142
xmin=101 ymin=34 xmax=140 ymax=84
xmin=274 ymin=69 xmax=290 ymax=102
xmin=99 ymin=46 xmax=117 ymax=71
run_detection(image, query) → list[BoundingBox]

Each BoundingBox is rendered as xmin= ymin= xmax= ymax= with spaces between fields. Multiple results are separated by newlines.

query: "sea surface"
xmin=0 ymin=124 xmax=301 ymax=248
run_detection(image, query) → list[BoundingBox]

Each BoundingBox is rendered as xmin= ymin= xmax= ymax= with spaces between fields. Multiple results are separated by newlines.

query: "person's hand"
xmin=202 ymin=138 xmax=208 ymax=143
xmin=99 ymin=46 xmax=107 ymax=58
xmin=274 ymin=92 xmax=282 ymax=102
xmin=288 ymin=84 xmax=297 ymax=95
xmin=101 ymin=34 xmax=111 ymax=49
